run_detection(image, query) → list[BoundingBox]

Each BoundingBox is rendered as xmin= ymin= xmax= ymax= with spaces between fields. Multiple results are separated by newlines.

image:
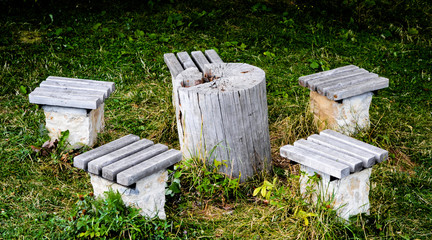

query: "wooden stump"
xmin=173 ymin=63 xmax=272 ymax=181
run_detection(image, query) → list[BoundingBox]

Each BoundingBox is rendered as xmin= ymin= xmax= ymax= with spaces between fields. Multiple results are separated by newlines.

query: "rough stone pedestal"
xmin=89 ymin=170 xmax=168 ymax=219
xmin=43 ymin=104 xmax=105 ymax=149
xmin=300 ymin=165 xmax=372 ymax=221
xmin=310 ymin=91 xmax=372 ymax=135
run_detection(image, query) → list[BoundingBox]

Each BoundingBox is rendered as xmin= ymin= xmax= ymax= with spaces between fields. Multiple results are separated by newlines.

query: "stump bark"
xmin=173 ymin=63 xmax=271 ymax=181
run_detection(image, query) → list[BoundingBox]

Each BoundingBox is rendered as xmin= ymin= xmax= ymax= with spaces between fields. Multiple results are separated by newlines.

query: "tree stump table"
xmin=168 ymin=58 xmax=272 ymax=181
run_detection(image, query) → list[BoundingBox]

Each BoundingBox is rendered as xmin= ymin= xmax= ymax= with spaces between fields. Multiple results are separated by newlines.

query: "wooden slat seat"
xmin=299 ymin=65 xmax=389 ymax=101
xmin=29 ymin=76 xmax=115 ymax=109
xmin=73 ymin=134 xmax=182 ymax=186
xmin=163 ymin=49 xmax=223 ymax=78
xmin=280 ymin=129 xmax=388 ymax=179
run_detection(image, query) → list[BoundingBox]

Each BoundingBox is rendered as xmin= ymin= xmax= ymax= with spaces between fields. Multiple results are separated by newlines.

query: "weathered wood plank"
xmin=177 ymin=52 xmax=197 ymax=69
xmin=102 ymin=143 xmax=168 ymax=181
xmin=316 ymin=72 xmax=378 ymax=96
xmin=45 ymin=78 xmax=113 ymax=96
xmin=326 ymin=77 xmax=389 ymax=101
xmin=307 ymin=134 xmax=376 ymax=167
xmin=307 ymin=68 xmax=368 ymax=91
xmin=294 ymin=139 xmax=363 ymax=172
xmin=31 ymin=86 xmax=105 ymax=102
xmin=29 ymin=90 xmax=101 ymax=109
xmin=47 ymin=76 xmax=115 ymax=94
xmin=163 ymin=53 xmax=184 ymax=78
xmin=320 ymin=129 xmax=388 ymax=162
xmin=116 ymin=149 xmax=182 ymax=186
xmin=299 ymin=65 xmax=359 ymax=87
xmin=73 ymin=134 xmax=140 ymax=170
xmin=87 ymin=139 xmax=154 ymax=175
xmin=204 ymin=49 xmax=223 ymax=63
xmin=280 ymin=145 xmax=350 ymax=179
xmin=191 ymin=51 xmax=211 ymax=72
xmin=40 ymin=80 xmax=110 ymax=99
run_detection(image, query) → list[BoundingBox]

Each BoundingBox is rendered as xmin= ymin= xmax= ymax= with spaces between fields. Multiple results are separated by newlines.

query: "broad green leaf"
xmin=19 ymin=85 xmax=27 ymax=94
xmin=261 ymin=187 xmax=267 ymax=197
xmin=265 ymin=191 xmax=271 ymax=200
xmin=253 ymin=187 xmax=262 ymax=196
xmin=310 ymin=61 xmax=319 ymax=69
xmin=93 ymin=23 xmax=102 ymax=30
xmin=264 ymin=180 xmax=272 ymax=187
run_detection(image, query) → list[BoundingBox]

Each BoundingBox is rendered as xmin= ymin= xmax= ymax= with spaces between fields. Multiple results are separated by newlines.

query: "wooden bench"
xmin=73 ymin=134 xmax=182 ymax=219
xmin=29 ymin=76 xmax=115 ymax=148
xmin=280 ymin=129 xmax=388 ymax=220
xmin=299 ymin=65 xmax=389 ymax=135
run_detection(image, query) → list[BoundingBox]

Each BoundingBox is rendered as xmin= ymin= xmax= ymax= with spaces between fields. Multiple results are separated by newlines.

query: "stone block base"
xmin=300 ymin=165 xmax=372 ymax=221
xmin=43 ymin=104 xmax=105 ymax=149
xmin=310 ymin=91 xmax=372 ymax=135
xmin=89 ymin=170 xmax=168 ymax=219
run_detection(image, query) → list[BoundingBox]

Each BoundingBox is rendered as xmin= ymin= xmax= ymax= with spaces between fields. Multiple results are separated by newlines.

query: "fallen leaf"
xmin=30 ymin=145 xmax=41 ymax=152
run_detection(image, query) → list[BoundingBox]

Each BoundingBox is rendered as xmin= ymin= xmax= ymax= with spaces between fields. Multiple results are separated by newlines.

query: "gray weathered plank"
xmin=320 ymin=129 xmax=388 ymax=162
xmin=102 ymin=143 xmax=169 ymax=181
xmin=40 ymin=80 xmax=110 ymax=99
xmin=204 ymin=49 xmax=223 ymax=63
xmin=316 ymin=72 xmax=378 ymax=96
xmin=294 ymin=139 xmax=363 ymax=172
xmin=164 ymin=53 xmax=185 ymax=78
xmin=280 ymin=145 xmax=350 ymax=179
xmin=191 ymin=51 xmax=211 ymax=72
xmin=116 ymin=149 xmax=182 ymax=186
xmin=73 ymin=134 xmax=140 ymax=170
xmin=326 ymin=77 xmax=389 ymax=101
xmin=31 ymin=87 xmax=105 ymax=102
xmin=87 ymin=139 xmax=154 ymax=175
xmin=307 ymin=68 xmax=368 ymax=91
xmin=299 ymin=65 xmax=359 ymax=87
xmin=44 ymin=78 xmax=113 ymax=97
xmin=47 ymin=76 xmax=115 ymax=94
xmin=307 ymin=134 xmax=376 ymax=168
xmin=29 ymin=90 xmax=101 ymax=109
xmin=177 ymin=52 xmax=197 ymax=69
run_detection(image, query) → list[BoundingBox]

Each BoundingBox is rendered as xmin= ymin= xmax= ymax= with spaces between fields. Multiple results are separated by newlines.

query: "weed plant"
xmin=1 ymin=0 xmax=431 ymax=239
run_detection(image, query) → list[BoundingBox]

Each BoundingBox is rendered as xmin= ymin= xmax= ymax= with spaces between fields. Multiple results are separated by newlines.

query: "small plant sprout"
xmin=253 ymin=177 xmax=277 ymax=201
xmin=293 ymin=207 xmax=317 ymax=226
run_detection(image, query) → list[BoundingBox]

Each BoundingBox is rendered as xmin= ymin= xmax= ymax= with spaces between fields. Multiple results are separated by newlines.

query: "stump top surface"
xmin=299 ymin=65 xmax=389 ymax=101
xmin=29 ymin=76 xmax=115 ymax=109
xmin=73 ymin=134 xmax=182 ymax=186
xmin=280 ymin=129 xmax=388 ymax=179
xmin=177 ymin=63 xmax=266 ymax=93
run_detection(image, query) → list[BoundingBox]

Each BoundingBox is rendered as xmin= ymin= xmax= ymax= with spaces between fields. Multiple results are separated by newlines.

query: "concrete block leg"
xmin=310 ymin=91 xmax=372 ymax=135
xmin=89 ymin=170 xmax=168 ymax=219
xmin=300 ymin=165 xmax=372 ymax=221
xmin=43 ymin=104 xmax=105 ymax=149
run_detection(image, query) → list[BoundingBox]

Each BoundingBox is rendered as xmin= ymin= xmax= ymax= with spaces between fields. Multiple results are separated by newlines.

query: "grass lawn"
xmin=1 ymin=0 xmax=431 ymax=239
